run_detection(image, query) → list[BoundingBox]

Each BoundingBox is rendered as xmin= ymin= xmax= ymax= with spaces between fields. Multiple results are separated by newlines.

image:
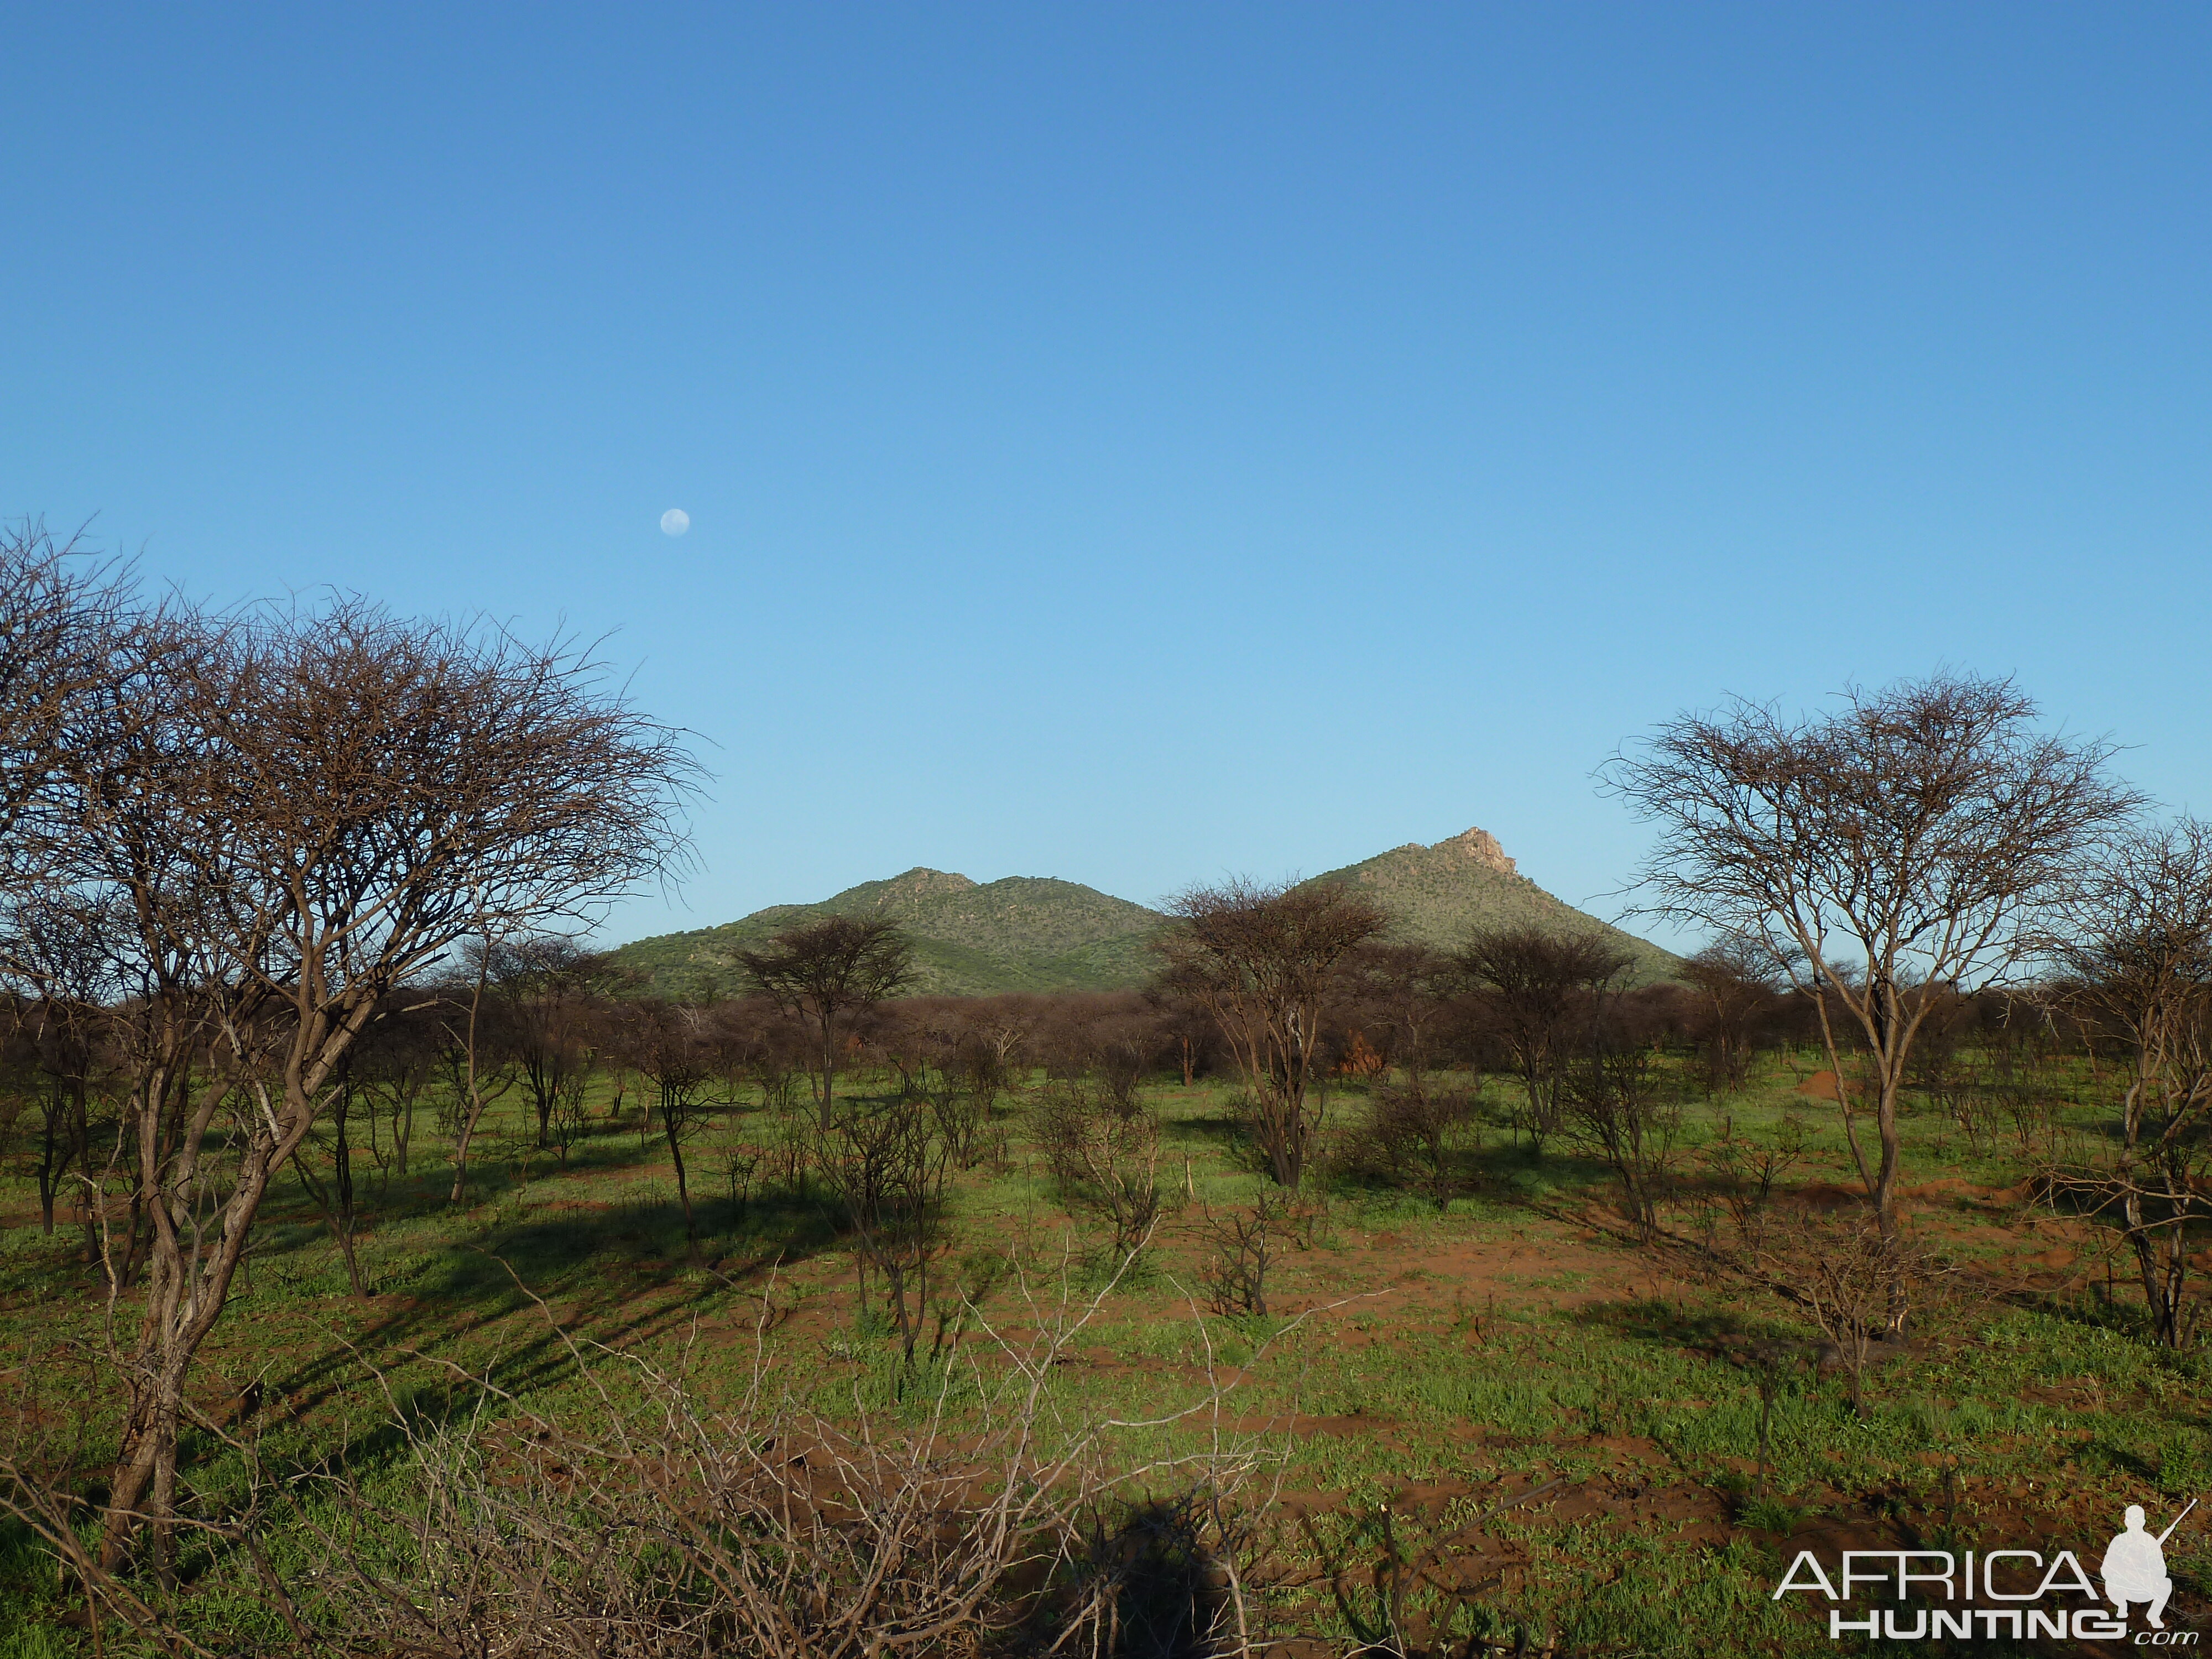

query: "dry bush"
xmin=1761 ymin=1215 xmax=1942 ymax=1418
xmin=927 ymin=1078 xmax=993 ymax=1172
xmin=0 ymin=1261 xmax=1327 ymax=1659
xmin=1698 ymin=1112 xmax=1807 ymax=1255
xmin=866 ymin=1004 xmax=1025 ymax=1173
xmin=818 ymin=1095 xmax=954 ymax=1365
xmin=926 ymin=1032 xmax=1008 ymax=1172
xmin=1032 ymin=1077 xmax=1168 ymax=1258
xmin=722 ymin=1134 xmax=765 ymax=1222
xmin=760 ymin=1094 xmax=818 ymax=1196
xmin=1190 ymin=1188 xmax=1322 ymax=1319
xmin=1352 ymin=1082 xmax=1479 ymax=1211
xmin=1558 ymin=1042 xmax=1678 ymax=1241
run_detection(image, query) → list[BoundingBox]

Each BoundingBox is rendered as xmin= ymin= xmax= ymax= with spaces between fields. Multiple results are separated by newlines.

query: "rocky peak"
xmin=857 ymin=868 xmax=979 ymax=916
xmin=1432 ymin=826 xmax=1516 ymax=877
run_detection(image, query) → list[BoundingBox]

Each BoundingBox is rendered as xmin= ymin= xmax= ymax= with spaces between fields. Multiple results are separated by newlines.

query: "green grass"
xmin=1 ymin=1047 xmax=2205 ymax=1653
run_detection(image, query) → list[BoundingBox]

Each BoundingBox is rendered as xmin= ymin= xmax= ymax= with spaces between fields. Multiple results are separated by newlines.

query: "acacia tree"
xmin=2051 ymin=820 xmax=2212 ymax=1346
xmin=0 ymin=521 xmax=118 ymax=890
xmin=488 ymin=934 xmax=605 ymax=1147
xmin=1 ymin=571 xmax=695 ymax=1575
xmin=739 ymin=916 xmax=912 ymax=1129
xmin=1349 ymin=941 xmax=1455 ymax=1088
xmin=1605 ymin=673 xmax=2137 ymax=1241
xmin=1154 ymin=878 xmax=1386 ymax=1187
xmin=1679 ymin=937 xmax=1786 ymax=1094
xmin=623 ymin=999 xmax=716 ymax=1249
xmin=1457 ymin=927 xmax=1632 ymax=1156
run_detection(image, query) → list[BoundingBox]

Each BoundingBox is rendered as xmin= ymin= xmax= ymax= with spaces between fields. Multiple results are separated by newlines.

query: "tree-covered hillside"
xmin=608 ymin=827 xmax=1681 ymax=998
xmin=1309 ymin=827 xmax=1682 ymax=985
xmin=609 ymin=868 xmax=1163 ymax=998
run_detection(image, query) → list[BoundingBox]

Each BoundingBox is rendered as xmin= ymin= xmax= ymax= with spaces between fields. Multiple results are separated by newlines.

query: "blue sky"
xmin=7 ymin=4 xmax=2209 ymax=948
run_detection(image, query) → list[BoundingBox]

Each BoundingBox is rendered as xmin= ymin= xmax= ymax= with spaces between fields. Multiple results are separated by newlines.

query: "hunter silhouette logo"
xmin=1771 ymin=1500 xmax=2199 ymax=1642
xmin=2106 ymin=1501 xmax=2192 ymax=1630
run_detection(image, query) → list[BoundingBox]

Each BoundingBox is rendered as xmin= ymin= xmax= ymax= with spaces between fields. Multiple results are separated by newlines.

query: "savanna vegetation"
xmin=4 ymin=520 xmax=2212 ymax=1656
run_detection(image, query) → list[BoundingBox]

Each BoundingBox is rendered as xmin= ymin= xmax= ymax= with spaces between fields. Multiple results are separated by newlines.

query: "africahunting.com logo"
xmin=1771 ymin=1502 xmax=2197 ymax=1644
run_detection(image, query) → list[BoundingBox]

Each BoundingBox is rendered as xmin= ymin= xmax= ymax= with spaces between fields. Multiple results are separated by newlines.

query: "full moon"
xmin=660 ymin=508 xmax=690 ymax=536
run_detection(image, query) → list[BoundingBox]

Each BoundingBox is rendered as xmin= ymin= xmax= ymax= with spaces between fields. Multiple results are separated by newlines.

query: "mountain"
xmin=609 ymin=868 xmax=1164 ymax=999
xmin=1307 ymin=827 xmax=1682 ymax=986
xmin=608 ymin=828 xmax=1682 ymax=999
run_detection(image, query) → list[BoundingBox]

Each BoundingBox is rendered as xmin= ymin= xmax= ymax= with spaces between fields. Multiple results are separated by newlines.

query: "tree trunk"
xmin=816 ymin=1018 xmax=838 ymax=1132
xmin=448 ymin=942 xmax=495 ymax=1203
xmin=36 ymin=1091 xmax=63 ymax=1235
xmin=103 ymin=1082 xmax=283 ymax=1569
xmin=1872 ymin=1072 xmax=1902 ymax=1246
xmin=664 ymin=1081 xmax=695 ymax=1248
xmin=450 ymin=1099 xmax=489 ymax=1203
xmin=297 ymin=1091 xmax=371 ymax=1300
xmin=392 ymin=1088 xmax=413 ymax=1178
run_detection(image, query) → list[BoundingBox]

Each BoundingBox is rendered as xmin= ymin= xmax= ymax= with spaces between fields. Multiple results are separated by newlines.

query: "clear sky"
xmin=7 ymin=5 xmax=2209 ymax=948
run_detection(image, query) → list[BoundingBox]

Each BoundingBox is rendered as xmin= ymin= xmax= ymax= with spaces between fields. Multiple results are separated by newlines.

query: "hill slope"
xmin=611 ymin=869 xmax=1164 ymax=999
xmin=610 ymin=828 xmax=1681 ymax=998
xmin=1308 ymin=827 xmax=1682 ymax=985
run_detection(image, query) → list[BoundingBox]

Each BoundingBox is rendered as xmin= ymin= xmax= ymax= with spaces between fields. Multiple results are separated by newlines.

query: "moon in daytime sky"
xmin=660 ymin=508 xmax=690 ymax=536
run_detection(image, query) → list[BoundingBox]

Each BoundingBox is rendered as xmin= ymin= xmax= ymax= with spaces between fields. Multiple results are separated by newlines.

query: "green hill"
xmin=1307 ymin=827 xmax=1682 ymax=985
xmin=610 ymin=828 xmax=1682 ymax=998
xmin=610 ymin=868 xmax=1164 ymax=999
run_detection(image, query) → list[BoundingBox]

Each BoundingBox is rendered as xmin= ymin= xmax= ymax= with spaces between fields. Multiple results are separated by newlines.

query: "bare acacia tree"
xmin=1154 ymin=878 xmax=1386 ymax=1188
xmin=739 ymin=916 xmax=912 ymax=1130
xmin=3 ymin=581 xmax=695 ymax=1574
xmin=2051 ymin=820 xmax=2212 ymax=1346
xmin=624 ymin=999 xmax=717 ymax=1249
xmin=1457 ymin=927 xmax=1632 ymax=1156
xmin=1605 ymin=673 xmax=2137 ymax=1240
xmin=1680 ymin=936 xmax=1786 ymax=1094
xmin=1348 ymin=941 xmax=1455 ymax=1088
xmin=487 ymin=934 xmax=605 ymax=1147
xmin=0 ymin=520 xmax=119 ymax=892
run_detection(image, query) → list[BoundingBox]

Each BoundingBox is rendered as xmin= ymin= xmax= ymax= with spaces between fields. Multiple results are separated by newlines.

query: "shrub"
xmin=1032 ymin=1078 xmax=1169 ymax=1258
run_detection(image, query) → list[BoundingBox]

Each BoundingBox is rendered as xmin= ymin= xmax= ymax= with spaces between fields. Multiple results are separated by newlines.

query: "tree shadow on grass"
xmin=1160 ymin=1112 xmax=1244 ymax=1151
xmin=245 ymin=1187 xmax=848 ymax=1446
xmin=1582 ymin=1295 xmax=1808 ymax=1358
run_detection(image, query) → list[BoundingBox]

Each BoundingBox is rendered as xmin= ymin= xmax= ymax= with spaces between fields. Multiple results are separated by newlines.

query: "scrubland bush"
xmin=818 ymin=1095 xmax=953 ymax=1366
xmin=0 ymin=1271 xmax=1296 ymax=1659
xmin=1034 ymin=1077 xmax=1168 ymax=1258
xmin=1190 ymin=1187 xmax=1323 ymax=1319
xmin=1560 ymin=1041 xmax=1680 ymax=1241
xmin=1347 ymin=1081 xmax=1480 ymax=1210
